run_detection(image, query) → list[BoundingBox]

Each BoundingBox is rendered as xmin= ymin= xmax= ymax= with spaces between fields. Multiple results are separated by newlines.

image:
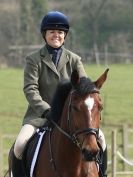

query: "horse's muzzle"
xmin=82 ymin=148 xmax=100 ymax=162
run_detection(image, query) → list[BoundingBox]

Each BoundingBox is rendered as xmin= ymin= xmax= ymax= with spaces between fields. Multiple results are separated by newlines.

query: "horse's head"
xmin=61 ymin=69 xmax=109 ymax=161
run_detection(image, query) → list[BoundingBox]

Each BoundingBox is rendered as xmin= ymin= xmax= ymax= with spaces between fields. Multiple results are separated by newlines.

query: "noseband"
xmin=67 ymin=91 xmax=99 ymax=148
xmin=49 ymin=91 xmax=99 ymax=157
xmin=48 ymin=90 xmax=101 ymax=177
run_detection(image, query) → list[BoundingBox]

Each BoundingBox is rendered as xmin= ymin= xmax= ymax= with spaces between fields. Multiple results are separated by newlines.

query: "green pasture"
xmin=85 ymin=64 xmax=133 ymax=125
xmin=0 ymin=64 xmax=133 ymax=176
xmin=0 ymin=64 xmax=133 ymax=134
xmin=86 ymin=64 xmax=133 ymax=175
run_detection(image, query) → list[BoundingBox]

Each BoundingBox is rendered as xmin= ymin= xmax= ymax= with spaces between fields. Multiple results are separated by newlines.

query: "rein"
xmin=48 ymin=90 xmax=99 ymax=150
xmin=50 ymin=118 xmax=99 ymax=148
xmin=67 ymin=91 xmax=99 ymax=148
xmin=48 ymin=120 xmax=100 ymax=177
xmin=47 ymin=90 xmax=100 ymax=176
xmin=49 ymin=90 xmax=99 ymax=149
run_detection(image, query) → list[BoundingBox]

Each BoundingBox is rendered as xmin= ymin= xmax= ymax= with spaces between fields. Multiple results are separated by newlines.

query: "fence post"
xmin=111 ymin=130 xmax=117 ymax=177
xmin=0 ymin=135 xmax=2 ymax=177
xmin=122 ymin=124 xmax=128 ymax=171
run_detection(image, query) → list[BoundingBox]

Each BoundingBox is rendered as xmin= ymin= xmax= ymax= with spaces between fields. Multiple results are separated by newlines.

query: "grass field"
xmin=0 ymin=64 xmax=133 ymax=136
xmin=84 ymin=64 xmax=133 ymax=125
xmin=0 ymin=64 xmax=133 ymax=176
xmin=0 ymin=69 xmax=26 ymax=135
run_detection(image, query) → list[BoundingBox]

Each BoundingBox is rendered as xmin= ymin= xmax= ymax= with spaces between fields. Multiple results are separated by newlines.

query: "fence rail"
xmin=5 ymin=45 xmax=133 ymax=68
xmin=0 ymin=134 xmax=16 ymax=177
xmin=111 ymin=128 xmax=133 ymax=177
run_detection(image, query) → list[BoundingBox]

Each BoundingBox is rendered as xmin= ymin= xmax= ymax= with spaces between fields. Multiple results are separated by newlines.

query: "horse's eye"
xmin=99 ymin=105 xmax=103 ymax=112
xmin=72 ymin=105 xmax=79 ymax=112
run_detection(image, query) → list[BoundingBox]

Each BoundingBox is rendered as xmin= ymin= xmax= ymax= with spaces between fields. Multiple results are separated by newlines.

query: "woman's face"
xmin=45 ymin=30 xmax=66 ymax=48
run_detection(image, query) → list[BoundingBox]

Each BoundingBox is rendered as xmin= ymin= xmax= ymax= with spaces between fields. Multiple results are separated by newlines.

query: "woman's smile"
xmin=45 ymin=30 xmax=66 ymax=48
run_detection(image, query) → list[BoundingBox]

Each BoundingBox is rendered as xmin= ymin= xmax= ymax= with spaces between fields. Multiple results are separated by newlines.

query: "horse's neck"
xmin=51 ymin=131 xmax=98 ymax=177
xmin=52 ymin=129 xmax=81 ymax=162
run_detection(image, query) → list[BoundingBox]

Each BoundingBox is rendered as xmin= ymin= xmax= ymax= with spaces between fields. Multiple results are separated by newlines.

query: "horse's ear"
xmin=71 ymin=69 xmax=80 ymax=87
xmin=94 ymin=68 xmax=109 ymax=89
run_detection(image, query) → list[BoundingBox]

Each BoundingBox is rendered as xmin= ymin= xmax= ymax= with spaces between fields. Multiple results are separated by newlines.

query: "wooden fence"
xmin=0 ymin=124 xmax=133 ymax=177
xmin=0 ymin=134 xmax=16 ymax=177
xmin=111 ymin=126 xmax=133 ymax=177
xmin=6 ymin=45 xmax=133 ymax=68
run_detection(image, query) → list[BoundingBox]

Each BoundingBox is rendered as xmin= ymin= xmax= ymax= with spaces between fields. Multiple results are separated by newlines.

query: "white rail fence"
xmin=7 ymin=45 xmax=133 ymax=68
xmin=111 ymin=129 xmax=133 ymax=177
xmin=0 ymin=134 xmax=16 ymax=177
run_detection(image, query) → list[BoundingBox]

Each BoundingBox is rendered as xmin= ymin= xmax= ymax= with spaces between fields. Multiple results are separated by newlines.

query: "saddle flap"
xmin=22 ymin=129 xmax=46 ymax=176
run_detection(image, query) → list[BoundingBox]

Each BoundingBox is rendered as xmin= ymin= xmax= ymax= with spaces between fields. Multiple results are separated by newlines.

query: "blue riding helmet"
xmin=40 ymin=11 xmax=70 ymax=33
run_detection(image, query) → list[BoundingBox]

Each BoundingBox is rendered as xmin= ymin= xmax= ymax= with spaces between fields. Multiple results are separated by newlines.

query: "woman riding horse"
xmin=8 ymin=11 xmax=107 ymax=177
xmin=35 ymin=69 xmax=109 ymax=177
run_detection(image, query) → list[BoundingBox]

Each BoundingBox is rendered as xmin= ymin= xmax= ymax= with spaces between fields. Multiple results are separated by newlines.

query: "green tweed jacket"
xmin=22 ymin=45 xmax=87 ymax=127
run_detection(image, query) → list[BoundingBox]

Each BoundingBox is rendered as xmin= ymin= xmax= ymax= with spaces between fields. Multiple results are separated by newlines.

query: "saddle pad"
xmin=22 ymin=128 xmax=46 ymax=177
xmin=30 ymin=129 xmax=46 ymax=177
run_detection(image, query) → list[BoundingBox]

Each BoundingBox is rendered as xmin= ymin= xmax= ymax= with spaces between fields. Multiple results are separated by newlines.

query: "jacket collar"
xmin=57 ymin=46 xmax=69 ymax=71
xmin=40 ymin=45 xmax=69 ymax=74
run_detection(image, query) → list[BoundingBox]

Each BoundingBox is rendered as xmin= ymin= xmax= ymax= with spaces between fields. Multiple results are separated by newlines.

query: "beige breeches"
xmin=14 ymin=124 xmax=37 ymax=159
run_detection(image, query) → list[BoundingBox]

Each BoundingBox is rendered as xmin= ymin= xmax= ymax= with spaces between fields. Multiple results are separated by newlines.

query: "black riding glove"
xmin=41 ymin=109 xmax=51 ymax=120
xmin=41 ymin=109 xmax=53 ymax=128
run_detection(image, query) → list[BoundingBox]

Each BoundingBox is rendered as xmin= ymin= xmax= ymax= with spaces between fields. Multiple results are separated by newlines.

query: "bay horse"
xmin=34 ymin=69 xmax=109 ymax=177
xmin=7 ymin=68 xmax=109 ymax=177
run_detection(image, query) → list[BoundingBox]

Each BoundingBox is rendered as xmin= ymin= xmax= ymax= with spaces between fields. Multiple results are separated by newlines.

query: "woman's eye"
xmin=59 ymin=31 xmax=64 ymax=35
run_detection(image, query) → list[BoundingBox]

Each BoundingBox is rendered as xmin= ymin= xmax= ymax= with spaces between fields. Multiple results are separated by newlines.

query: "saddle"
xmin=22 ymin=128 xmax=47 ymax=177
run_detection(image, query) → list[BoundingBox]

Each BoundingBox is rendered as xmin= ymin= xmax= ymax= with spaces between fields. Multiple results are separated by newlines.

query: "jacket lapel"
xmin=40 ymin=46 xmax=69 ymax=75
xmin=57 ymin=47 xmax=69 ymax=71
xmin=40 ymin=46 xmax=59 ymax=76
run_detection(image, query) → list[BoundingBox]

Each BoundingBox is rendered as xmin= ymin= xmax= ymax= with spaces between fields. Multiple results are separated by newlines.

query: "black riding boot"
xmin=99 ymin=146 xmax=108 ymax=177
xmin=12 ymin=152 xmax=22 ymax=177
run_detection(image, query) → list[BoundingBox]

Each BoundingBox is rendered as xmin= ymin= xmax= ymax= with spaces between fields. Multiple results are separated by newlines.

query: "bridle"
xmin=49 ymin=90 xmax=100 ymax=154
xmin=48 ymin=90 xmax=101 ymax=176
xmin=66 ymin=90 xmax=99 ymax=149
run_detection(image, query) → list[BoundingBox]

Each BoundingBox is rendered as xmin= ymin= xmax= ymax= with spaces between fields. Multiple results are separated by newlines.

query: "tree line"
xmin=0 ymin=0 xmax=133 ymax=66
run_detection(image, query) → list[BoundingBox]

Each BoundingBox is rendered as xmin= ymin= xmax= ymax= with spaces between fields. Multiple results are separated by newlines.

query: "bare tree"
xmin=80 ymin=0 xmax=108 ymax=64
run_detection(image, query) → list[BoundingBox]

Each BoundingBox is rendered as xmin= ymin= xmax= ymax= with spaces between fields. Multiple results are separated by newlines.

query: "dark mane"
xmin=73 ymin=77 xmax=97 ymax=95
xmin=50 ymin=80 xmax=72 ymax=123
xmin=50 ymin=76 xmax=96 ymax=123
